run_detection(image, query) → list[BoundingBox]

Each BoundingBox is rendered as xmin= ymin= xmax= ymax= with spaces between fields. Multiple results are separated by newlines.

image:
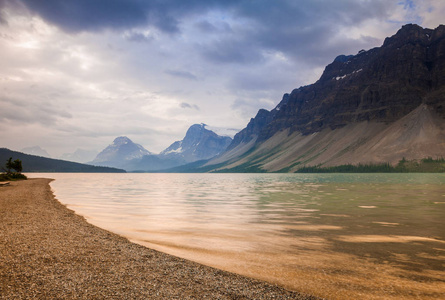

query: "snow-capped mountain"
xmin=160 ymin=123 xmax=232 ymax=163
xmin=90 ymin=136 xmax=152 ymax=168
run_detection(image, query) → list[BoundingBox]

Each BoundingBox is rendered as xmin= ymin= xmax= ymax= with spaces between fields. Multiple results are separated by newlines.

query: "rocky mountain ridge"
xmin=205 ymin=24 xmax=445 ymax=172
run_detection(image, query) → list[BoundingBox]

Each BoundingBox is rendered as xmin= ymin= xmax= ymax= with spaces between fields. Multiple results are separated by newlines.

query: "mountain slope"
xmin=205 ymin=24 xmax=445 ymax=172
xmin=0 ymin=148 xmax=125 ymax=173
xmin=211 ymin=104 xmax=445 ymax=172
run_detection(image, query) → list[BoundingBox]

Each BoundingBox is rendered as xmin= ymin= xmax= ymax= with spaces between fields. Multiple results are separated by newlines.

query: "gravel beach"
xmin=0 ymin=178 xmax=318 ymax=299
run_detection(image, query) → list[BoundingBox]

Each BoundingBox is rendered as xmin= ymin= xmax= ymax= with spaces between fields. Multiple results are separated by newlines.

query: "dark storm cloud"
xmin=17 ymin=0 xmax=390 ymax=35
xmin=17 ymin=0 xmax=237 ymax=33
xmin=19 ymin=0 xmax=150 ymax=32
xmin=15 ymin=0 xmax=394 ymax=66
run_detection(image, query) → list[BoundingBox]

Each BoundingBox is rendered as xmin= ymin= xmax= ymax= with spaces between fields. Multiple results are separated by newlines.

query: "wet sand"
xmin=0 ymin=179 xmax=317 ymax=299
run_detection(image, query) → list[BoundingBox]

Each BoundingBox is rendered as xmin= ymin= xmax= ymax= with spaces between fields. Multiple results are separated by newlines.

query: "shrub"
xmin=1 ymin=157 xmax=27 ymax=180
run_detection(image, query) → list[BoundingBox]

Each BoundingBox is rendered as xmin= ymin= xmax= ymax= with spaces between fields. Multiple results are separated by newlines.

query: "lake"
xmin=29 ymin=173 xmax=445 ymax=299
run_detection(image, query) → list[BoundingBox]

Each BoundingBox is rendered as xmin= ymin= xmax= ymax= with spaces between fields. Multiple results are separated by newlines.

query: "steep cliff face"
xmin=260 ymin=24 xmax=445 ymax=140
xmin=208 ymin=24 xmax=445 ymax=172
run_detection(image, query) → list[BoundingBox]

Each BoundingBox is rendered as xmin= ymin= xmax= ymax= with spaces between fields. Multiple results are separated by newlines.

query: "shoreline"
xmin=0 ymin=178 xmax=317 ymax=299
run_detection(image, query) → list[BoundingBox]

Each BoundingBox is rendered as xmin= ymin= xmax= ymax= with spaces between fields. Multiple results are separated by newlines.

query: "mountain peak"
xmin=112 ymin=136 xmax=132 ymax=145
xmin=185 ymin=123 xmax=207 ymax=135
xmin=192 ymin=123 xmax=207 ymax=128
xmin=383 ymin=23 xmax=437 ymax=47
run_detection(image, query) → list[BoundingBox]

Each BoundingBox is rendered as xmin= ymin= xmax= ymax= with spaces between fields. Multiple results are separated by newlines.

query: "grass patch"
xmin=0 ymin=173 xmax=27 ymax=181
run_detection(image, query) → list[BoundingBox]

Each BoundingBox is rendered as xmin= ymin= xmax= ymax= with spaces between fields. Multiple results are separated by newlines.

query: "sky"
xmin=0 ymin=0 xmax=444 ymax=158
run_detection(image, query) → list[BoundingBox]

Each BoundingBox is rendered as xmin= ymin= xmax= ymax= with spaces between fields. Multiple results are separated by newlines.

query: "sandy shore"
xmin=0 ymin=178 xmax=318 ymax=299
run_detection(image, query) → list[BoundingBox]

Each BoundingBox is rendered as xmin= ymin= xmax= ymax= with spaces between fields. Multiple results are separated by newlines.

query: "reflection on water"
xmin=30 ymin=173 xmax=445 ymax=299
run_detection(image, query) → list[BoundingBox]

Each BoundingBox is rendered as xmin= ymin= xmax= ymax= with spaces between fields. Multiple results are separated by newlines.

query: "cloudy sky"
xmin=0 ymin=0 xmax=444 ymax=158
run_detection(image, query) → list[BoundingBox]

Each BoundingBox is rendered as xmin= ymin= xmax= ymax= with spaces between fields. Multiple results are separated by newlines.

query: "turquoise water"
xmin=28 ymin=173 xmax=445 ymax=299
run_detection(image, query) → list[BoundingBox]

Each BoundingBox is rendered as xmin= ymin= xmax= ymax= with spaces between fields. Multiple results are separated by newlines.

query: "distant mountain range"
xmin=90 ymin=124 xmax=232 ymax=171
xmin=21 ymin=146 xmax=51 ymax=158
xmin=21 ymin=146 xmax=97 ymax=164
xmin=60 ymin=149 xmax=98 ymax=164
xmin=0 ymin=148 xmax=125 ymax=173
xmin=189 ymin=24 xmax=445 ymax=172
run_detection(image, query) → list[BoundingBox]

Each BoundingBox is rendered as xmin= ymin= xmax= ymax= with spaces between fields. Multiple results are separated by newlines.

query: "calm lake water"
xmin=29 ymin=173 xmax=445 ymax=299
